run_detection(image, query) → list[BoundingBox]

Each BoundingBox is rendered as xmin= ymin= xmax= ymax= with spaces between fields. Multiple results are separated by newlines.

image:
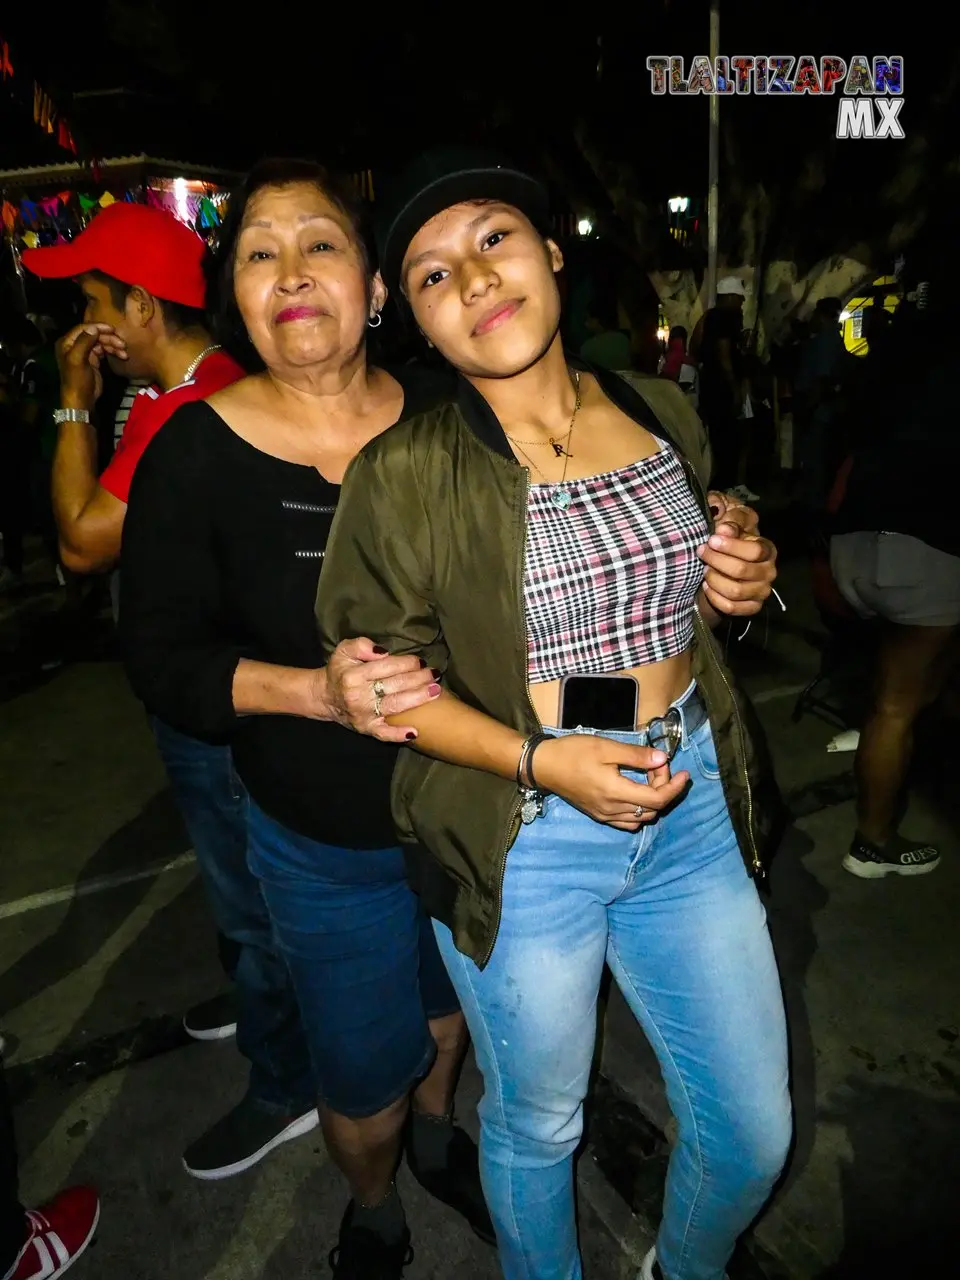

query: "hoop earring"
xmin=367 ymin=312 xmax=383 ymax=329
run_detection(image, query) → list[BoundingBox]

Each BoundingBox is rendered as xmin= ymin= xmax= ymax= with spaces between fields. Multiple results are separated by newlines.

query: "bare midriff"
xmin=528 ymin=648 xmax=695 ymax=730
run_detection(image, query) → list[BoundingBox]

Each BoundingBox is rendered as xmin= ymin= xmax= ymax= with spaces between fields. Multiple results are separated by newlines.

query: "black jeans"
xmin=0 ymin=1065 xmax=27 ymax=1273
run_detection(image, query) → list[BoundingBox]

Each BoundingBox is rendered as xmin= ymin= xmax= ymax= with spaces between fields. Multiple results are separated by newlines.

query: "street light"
xmin=577 ymin=217 xmax=593 ymax=236
xmin=706 ymin=1 xmax=720 ymax=307
xmin=668 ymin=196 xmax=690 ymax=214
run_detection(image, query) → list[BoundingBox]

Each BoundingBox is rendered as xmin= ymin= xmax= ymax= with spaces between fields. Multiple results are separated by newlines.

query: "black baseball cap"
xmin=377 ymin=148 xmax=551 ymax=294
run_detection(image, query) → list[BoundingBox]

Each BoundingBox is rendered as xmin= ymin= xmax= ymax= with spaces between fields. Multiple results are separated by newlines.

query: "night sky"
xmin=2 ymin=6 xmax=925 ymax=185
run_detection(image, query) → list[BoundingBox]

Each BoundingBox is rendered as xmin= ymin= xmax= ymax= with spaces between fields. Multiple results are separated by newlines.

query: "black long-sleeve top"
xmin=119 ymin=365 xmax=451 ymax=848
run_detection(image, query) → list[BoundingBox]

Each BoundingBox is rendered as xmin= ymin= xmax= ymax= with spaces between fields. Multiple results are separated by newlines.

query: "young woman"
xmin=316 ymin=152 xmax=790 ymax=1280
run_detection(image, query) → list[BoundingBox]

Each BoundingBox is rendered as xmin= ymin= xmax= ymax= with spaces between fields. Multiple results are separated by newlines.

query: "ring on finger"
xmin=634 ymin=805 xmax=646 ymax=818
xmin=372 ymin=678 xmax=387 ymax=719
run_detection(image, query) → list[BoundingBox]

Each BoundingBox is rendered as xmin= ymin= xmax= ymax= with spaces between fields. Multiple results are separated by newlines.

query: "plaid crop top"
xmin=524 ymin=440 xmax=710 ymax=683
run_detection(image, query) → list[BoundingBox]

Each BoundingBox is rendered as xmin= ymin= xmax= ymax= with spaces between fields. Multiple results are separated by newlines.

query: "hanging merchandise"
xmin=198 ymin=196 xmax=219 ymax=228
xmin=1 ymin=165 xmax=234 ymax=262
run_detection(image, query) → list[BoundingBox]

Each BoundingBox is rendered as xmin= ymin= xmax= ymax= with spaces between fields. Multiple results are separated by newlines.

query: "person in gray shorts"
xmin=829 ymin=281 xmax=959 ymax=879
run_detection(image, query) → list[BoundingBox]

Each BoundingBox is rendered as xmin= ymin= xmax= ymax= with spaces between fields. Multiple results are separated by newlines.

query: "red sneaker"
xmin=3 ymin=1187 xmax=100 ymax=1280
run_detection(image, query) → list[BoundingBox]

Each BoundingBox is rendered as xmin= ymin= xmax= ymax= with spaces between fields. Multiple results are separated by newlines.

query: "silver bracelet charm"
xmin=520 ymin=788 xmax=544 ymax=824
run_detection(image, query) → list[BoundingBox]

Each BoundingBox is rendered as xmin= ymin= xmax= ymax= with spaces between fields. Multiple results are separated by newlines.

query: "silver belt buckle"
xmin=642 ymin=707 xmax=683 ymax=761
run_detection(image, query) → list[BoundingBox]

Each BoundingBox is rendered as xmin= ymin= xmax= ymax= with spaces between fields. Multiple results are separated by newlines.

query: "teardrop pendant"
xmin=550 ymin=488 xmax=572 ymax=511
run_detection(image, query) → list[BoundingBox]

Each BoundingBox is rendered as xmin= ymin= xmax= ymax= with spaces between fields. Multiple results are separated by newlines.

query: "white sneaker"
xmin=730 ymin=484 xmax=760 ymax=503
xmin=639 ymin=1247 xmax=658 ymax=1280
xmin=639 ymin=1247 xmax=729 ymax=1279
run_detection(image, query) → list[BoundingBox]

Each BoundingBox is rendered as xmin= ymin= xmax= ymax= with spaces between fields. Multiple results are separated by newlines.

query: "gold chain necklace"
xmin=182 ymin=344 xmax=221 ymax=383
xmin=506 ymin=371 xmax=581 ymax=508
xmin=508 ymin=423 xmax=574 ymax=454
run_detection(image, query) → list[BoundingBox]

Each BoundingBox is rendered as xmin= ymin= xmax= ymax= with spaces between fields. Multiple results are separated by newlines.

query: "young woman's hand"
xmin=698 ymin=527 xmax=777 ymax=617
xmin=706 ymin=489 xmax=759 ymax=538
xmin=530 ymin=735 xmax=689 ymax=831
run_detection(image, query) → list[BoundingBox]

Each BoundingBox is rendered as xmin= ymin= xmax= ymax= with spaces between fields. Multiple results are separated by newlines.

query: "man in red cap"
xmin=22 ymin=202 xmax=243 ymax=569
xmin=21 ymin=204 xmax=319 ymax=1185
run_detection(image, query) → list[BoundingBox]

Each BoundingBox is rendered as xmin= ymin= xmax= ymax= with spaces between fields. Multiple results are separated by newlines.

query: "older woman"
xmin=119 ymin=158 xmax=492 ymax=1278
xmin=316 ymin=151 xmax=789 ymax=1280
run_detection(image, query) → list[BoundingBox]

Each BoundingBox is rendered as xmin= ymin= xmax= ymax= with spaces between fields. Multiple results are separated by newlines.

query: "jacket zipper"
xmin=680 ymin=456 xmax=763 ymax=878
xmin=698 ymin=612 xmax=763 ymax=876
xmin=480 ymin=467 xmax=542 ymax=968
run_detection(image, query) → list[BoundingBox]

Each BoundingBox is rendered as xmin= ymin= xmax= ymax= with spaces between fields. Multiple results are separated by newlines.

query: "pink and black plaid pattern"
xmin=524 ymin=443 xmax=710 ymax=683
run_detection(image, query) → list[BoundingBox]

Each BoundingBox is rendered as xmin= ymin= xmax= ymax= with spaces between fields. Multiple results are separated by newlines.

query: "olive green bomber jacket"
xmin=316 ymin=358 xmax=784 ymax=967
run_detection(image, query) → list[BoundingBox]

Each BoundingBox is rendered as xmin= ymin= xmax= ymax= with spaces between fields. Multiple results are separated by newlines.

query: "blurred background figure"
xmin=659 ymin=325 xmax=687 ymax=380
xmin=691 ymin=276 xmax=747 ymax=492
xmin=579 ymin=288 xmax=633 ymax=370
xmin=659 ymin=324 xmax=699 ymax=409
xmin=829 ymin=272 xmax=960 ymax=880
xmin=792 ymin=296 xmax=848 ymax=517
xmin=0 ymin=313 xmax=66 ymax=593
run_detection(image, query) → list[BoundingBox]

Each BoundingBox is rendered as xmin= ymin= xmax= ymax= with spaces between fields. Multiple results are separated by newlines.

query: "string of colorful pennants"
xmin=1 ymin=29 xmax=78 ymax=156
xmin=2 ymin=187 xmax=228 ymax=249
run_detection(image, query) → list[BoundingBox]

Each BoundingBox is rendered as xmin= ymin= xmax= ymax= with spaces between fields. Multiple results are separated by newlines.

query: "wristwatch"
xmin=53 ymin=409 xmax=91 ymax=424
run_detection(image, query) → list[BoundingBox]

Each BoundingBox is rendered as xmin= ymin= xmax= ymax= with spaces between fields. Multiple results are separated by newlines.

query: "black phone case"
xmin=558 ymin=675 xmax=640 ymax=730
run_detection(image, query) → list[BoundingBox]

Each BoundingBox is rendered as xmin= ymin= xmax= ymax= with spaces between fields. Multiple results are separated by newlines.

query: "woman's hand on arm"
xmin=323 ymin=637 xmax=441 ymax=743
xmin=386 ymin=691 xmax=688 ymax=831
xmin=231 ymin=640 xmax=440 ymax=744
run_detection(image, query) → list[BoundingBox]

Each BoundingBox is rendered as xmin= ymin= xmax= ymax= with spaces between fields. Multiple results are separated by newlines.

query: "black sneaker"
xmin=405 ymin=1124 xmax=495 ymax=1244
xmin=843 ymin=834 xmax=941 ymax=879
xmin=183 ymin=1096 xmax=318 ymax=1180
xmin=329 ymin=1202 xmax=413 ymax=1278
xmin=183 ymin=992 xmax=238 ymax=1041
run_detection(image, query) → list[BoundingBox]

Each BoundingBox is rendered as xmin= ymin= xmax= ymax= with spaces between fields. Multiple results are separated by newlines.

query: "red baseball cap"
xmin=21 ymin=202 xmax=207 ymax=309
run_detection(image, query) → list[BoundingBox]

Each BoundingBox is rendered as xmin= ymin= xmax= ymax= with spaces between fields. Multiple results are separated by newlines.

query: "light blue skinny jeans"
xmin=434 ymin=693 xmax=791 ymax=1280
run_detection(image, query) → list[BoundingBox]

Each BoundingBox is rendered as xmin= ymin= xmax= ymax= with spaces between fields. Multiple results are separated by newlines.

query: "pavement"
xmin=1 ymin=537 xmax=957 ymax=1278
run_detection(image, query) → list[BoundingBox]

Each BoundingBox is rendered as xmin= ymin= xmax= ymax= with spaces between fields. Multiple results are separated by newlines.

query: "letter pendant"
xmin=550 ymin=439 xmax=566 ymax=458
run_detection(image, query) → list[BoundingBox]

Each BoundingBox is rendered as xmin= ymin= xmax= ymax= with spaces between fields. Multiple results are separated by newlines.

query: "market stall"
xmin=0 ymin=154 xmax=240 ymax=253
